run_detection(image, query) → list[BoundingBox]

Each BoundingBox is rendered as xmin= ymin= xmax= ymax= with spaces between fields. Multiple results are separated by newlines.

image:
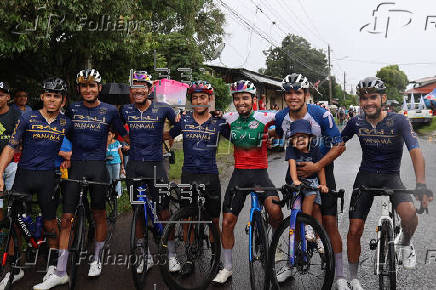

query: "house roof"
xmin=207 ymin=65 xmax=283 ymax=89
xmin=410 ymin=76 xmax=436 ymax=87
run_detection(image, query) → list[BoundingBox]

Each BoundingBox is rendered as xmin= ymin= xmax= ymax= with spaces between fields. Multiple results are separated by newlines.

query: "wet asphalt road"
xmin=16 ymin=134 xmax=436 ymax=289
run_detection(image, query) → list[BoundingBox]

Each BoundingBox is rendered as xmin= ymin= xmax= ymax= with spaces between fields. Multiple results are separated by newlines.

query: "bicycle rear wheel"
xmin=159 ymin=206 xmax=220 ymax=290
xmin=0 ymin=221 xmax=21 ymax=290
xmin=378 ymin=220 xmax=396 ymax=290
xmin=68 ymin=206 xmax=86 ymax=290
xmin=249 ymin=211 xmax=269 ymax=290
xmin=269 ymin=213 xmax=334 ymax=290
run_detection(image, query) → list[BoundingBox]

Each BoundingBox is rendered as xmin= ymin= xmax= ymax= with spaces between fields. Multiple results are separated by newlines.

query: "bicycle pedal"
xmin=245 ymin=224 xmax=250 ymax=235
xmin=369 ymin=239 xmax=377 ymax=250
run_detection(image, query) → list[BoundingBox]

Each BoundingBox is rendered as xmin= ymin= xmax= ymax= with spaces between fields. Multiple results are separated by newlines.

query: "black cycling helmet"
xmin=42 ymin=77 xmax=68 ymax=94
xmin=356 ymin=77 xmax=386 ymax=96
xmin=0 ymin=81 xmax=10 ymax=94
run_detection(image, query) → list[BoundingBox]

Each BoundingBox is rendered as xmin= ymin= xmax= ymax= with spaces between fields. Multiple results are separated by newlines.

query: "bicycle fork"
xmin=248 ymin=192 xmax=262 ymax=262
xmin=288 ymin=209 xmax=307 ymax=266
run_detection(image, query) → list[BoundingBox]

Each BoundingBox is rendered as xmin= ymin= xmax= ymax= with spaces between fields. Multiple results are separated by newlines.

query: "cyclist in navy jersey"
xmin=120 ymin=71 xmax=178 ymax=273
xmin=34 ymin=69 xmax=128 ymax=290
xmin=340 ymin=77 xmax=432 ymax=290
xmin=0 ymin=78 xmax=71 ymax=288
xmin=169 ymin=81 xmax=228 ymax=275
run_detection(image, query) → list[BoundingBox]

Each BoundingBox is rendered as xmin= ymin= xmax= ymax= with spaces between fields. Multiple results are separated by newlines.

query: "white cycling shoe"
xmin=335 ymin=278 xmax=350 ymax=290
xmin=33 ymin=273 xmax=69 ymax=290
xmin=212 ymin=268 xmax=232 ymax=284
xmin=137 ymin=254 xmax=154 ymax=274
xmin=42 ymin=266 xmax=56 ymax=282
xmin=88 ymin=261 xmax=102 ymax=277
xmin=401 ymin=244 xmax=417 ymax=269
xmin=305 ymin=225 xmax=315 ymax=242
xmin=276 ymin=265 xmax=293 ymax=283
xmin=350 ymin=278 xmax=364 ymax=290
xmin=168 ymin=257 xmax=181 ymax=272
xmin=0 ymin=269 xmax=24 ymax=290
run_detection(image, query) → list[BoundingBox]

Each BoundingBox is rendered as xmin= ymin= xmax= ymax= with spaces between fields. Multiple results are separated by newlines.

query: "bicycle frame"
xmin=136 ymin=185 xmax=163 ymax=236
xmin=374 ymin=195 xmax=394 ymax=276
xmin=288 ymin=192 xmax=307 ymax=266
xmin=248 ymin=191 xmax=263 ymax=262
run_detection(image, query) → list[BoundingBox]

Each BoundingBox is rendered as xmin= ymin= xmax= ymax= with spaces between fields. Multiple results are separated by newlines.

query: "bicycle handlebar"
xmin=355 ymin=186 xmax=432 ymax=214
xmin=61 ymin=177 xmax=111 ymax=187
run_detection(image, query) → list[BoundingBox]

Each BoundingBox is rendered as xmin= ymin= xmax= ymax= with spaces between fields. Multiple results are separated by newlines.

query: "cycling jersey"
xmin=8 ymin=110 xmax=71 ymax=170
xmin=341 ymin=112 xmax=419 ymax=174
xmin=223 ymin=111 xmax=275 ymax=169
xmin=275 ymin=104 xmax=342 ymax=156
xmin=170 ymin=112 xmax=228 ymax=174
xmin=0 ymin=108 xmax=21 ymax=151
xmin=120 ymin=102 xmax=176 ymax=162
xmin=66 ymin=101 xmax=127 ymax=161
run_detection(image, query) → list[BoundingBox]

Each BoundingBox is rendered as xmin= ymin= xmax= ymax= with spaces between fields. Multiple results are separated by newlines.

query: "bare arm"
xmin=118 ymin=147 xmax=124 ymax=170
xmin=289 ymin=159 xmax=301 ymax=185
xmin=317 ymin=167 xmax=329 ymax=193
xmin=409 ymin=148 xmax=425 ymax=184
xmin=58 ymin=151 xmax=72 ymax=161
xmin=297 ymin=143 xmax=346 ymax=178
xmin=0 ymin=146 xmax=15 ymax=191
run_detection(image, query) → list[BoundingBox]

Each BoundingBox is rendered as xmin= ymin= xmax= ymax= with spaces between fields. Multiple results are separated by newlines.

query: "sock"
xmin=168 ymin=240 xmax=176 ymax=258
xmin=399 ymin=231 xmax=411 ymax=246
xmin=94 ymin=241 xmax=105 ymax=262
xmin=335 ymin=253 xmax=345 ymax=279
xmin=55 ymin=250 xmax=69 ymax=277
xmin=48 ymin=248 xmax=59 ymax=266
xmin=223 ymin=249 xmax=232 ymax=271
xmin=348 ymin=262 xmax=359 ymax=280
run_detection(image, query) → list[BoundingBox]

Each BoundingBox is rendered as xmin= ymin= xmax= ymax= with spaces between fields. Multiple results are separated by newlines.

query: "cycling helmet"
xmin=0 ymin=81 xmax=10 ymax=94
xmin=230 ymin=80 xmax=256 ymax=96
xmin=42 ymin=77 xmax=67 ymax=93
xmin=130 ymin=70 xmax=153 ymax=87
xmin=76 ymin=69 xmax=102 ymax=84
xmin=282 ymin=73 xmax=310 ymax=92
xmin=356 ymin=77 xmax=386 ymax=96
xmin=188 ymin=81 xmax=214 ymax=96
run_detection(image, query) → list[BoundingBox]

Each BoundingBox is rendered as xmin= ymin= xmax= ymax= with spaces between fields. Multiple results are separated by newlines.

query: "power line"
xmin=295 ymin=0 xmax=329 ymax=45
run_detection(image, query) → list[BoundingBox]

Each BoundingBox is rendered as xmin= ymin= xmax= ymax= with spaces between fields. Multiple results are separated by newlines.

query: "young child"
xmin=285 ymin=119 xmax=328 ymax=253
xmin=106 ymin=128 xmax=124 ymax=197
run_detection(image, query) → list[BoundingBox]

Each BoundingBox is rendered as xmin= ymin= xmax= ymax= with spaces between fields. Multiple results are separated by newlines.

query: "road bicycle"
xmin=159 ymin=182 xmax=221 ymax=290
xmin=268 ymin=182 xmax=344 ymax=290
xmin=353 ymin=186 xmax=431 ymax=290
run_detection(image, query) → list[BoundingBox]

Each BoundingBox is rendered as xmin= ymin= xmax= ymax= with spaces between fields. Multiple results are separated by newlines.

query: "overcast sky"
xmin=208 ymin=0 xmax=436 ymax=92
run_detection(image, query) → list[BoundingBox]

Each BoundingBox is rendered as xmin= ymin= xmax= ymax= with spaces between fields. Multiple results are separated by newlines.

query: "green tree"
xmin=261 ymin=34 xmax=328 ymax=83
xmin=376 ymin=65 xmax=408 ymax=102
xmin=0 ymin=0 xmax=225 ymax=102
xmin=198 ymin=73 xmax=232 ymax=111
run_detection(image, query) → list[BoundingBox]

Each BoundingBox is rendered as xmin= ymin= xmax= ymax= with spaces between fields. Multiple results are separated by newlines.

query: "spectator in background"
xmin=106 ymin=128 xmax=124 ymax=197
xmin=273 ymin=104 xmax=279 ymax=111
xmin=259 ymin=94 xmax=267 ymax=110
xmin=252 ymin=95 xmax=258 ymax=111
xmin=0 ymin=82 xmax=21 ymax=220
xmin=12 ymin=89 xmax=32 ymax=113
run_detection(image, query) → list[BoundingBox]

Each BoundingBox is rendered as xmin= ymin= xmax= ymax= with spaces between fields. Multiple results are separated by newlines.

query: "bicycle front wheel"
xmin=0 ymin=221 xmax=21 ymax=290
xmin=68 ymin=206 xmax=86 ymax=290
xmin=249 ymin=211 xmax=269 ymax=290
xmin=269 ymin=213 xmax=335 ymax=290
xmin=159 ymin=206 xmax=221 ymax=290
xmin=378 ymin=220 xmax=396 ymax=290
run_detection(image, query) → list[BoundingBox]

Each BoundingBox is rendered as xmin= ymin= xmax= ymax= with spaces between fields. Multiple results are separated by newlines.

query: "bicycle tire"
xmin=105 ymin=186 xmax=118 ymax=245
xmin=159 ymin=206 xmax=221 ymax=290
xmin=130 ymin=205 xmax=150 ymax=290
xmin=378 ymin=220 xmax=396 ymax=290
xmin=268 ymin=213 xmax=335 ymax=290
xmin=0 ymin=223 xmax=20 ymax=290
xmin=249 ymin=210 xmax=269 ymax=290
xmin=68 ymin=206 xmax=86 ymax=290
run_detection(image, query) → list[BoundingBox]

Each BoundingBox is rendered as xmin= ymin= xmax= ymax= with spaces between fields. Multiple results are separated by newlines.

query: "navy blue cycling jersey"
xmin=341 ymin=112 xmax=419 ymax=174
xmin=8 ymin=111 xmax=71 ymax=170
xmin=170 ymin=112 xmax=228 ymax=174
xmin=275 ymin=104 xmax=342 ymax=156
xmin=66 ymin=101 xmax=127 ymax=161
xmin=121 ymin=102 xmax=176 ymax=162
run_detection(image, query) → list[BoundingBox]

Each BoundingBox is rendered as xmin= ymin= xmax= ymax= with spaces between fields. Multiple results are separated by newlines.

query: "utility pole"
xmin=343 ymin=71 xmax=346 ymax=101
xmin=328 ymin=45 xmax=333 ymax=104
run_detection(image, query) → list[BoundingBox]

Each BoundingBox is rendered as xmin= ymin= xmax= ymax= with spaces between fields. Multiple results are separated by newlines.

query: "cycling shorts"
xmin=181 ymin=171 xmax=221 ymax=219
xmin=12 ymin=168 xmax=58 ymax=220
xmin=63 ymin=161 xmax=109 ymax=213
xmin=222 ymin=168 xmax=277 ymax=216
xmin=349 ymin=171 xmax=413 ymax=220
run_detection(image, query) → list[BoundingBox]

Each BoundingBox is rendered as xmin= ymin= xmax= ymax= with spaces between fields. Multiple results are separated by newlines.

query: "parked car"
xmin=399 ymin=103 xmax=433 ymax=124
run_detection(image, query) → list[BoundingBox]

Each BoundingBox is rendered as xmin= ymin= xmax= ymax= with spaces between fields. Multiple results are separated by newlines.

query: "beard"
xmin=84 ymin=95 xmax=98 ymax=104
xmin=289 ymin=102 xmax=305 ymax=113
xmin=365 ymin=106 xmax=382 ymax=119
